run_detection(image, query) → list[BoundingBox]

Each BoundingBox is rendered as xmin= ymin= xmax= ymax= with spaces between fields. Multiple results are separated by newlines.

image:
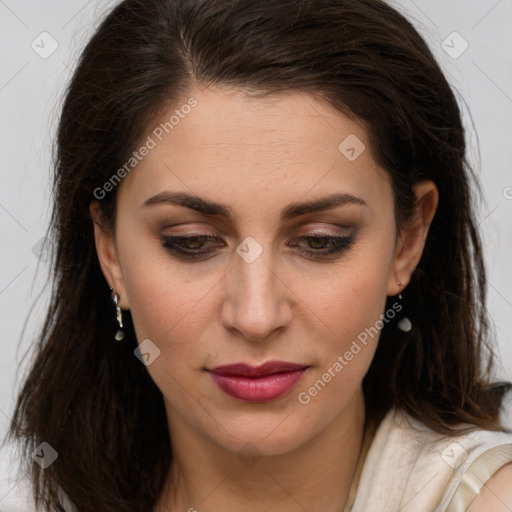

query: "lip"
xmin=207 ymin=361 xmax=310 ymax=402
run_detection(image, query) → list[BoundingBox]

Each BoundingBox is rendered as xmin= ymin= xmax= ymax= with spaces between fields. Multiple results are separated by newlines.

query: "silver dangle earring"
xmin=111 ymin=289 xmax=125 ymax=341
xmin=396 ymin=280 xmax=412 ymax=332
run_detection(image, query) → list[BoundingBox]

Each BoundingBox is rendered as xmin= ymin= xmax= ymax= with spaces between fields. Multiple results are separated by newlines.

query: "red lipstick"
xmin=207 ymin=361 xmax=309 ymax=402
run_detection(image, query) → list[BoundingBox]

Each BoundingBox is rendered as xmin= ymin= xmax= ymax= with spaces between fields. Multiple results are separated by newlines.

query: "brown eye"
xmin=161 ymin=234 xmax=222 ymax=258
xmin=287 ymin=234 xmax=354 ymax=259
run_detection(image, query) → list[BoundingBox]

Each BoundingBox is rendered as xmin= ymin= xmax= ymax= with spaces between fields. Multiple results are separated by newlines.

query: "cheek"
xmin=316 ymin=272 xmax=388 ymax=370
xmin=296 ymin=273 xmax=389 ymax=415
xmin=309 ymin=239 xmax=395 ymax=380
xmin=123 ymin=260 xmax=209 ymax=350
xmin=321 ymin=248 xmax=393 ymax=336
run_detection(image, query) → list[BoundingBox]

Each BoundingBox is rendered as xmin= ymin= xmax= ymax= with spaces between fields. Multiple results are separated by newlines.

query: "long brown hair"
xmin=4 ymin=0 xmax=511 ymax=511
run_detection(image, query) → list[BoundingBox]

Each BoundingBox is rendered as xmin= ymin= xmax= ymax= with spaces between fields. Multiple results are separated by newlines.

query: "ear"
xmin=89 ymin=200 xmax=129 ymax=309
xmin=387 ymin=180 xmax=439 ymax=296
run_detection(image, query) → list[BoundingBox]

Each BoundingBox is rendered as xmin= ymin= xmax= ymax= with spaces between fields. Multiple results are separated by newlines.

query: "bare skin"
xmin=90 ymin=84 xmax=438 ymax=512
xmin=466 ymin=463 xmax=512 ymax=511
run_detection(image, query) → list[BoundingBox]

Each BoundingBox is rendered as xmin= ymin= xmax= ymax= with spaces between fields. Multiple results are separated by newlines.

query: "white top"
xmin=344 ymin=389 xmax=512 ymax=512
xmin=1 ymin=391 xmax=512 ymax=512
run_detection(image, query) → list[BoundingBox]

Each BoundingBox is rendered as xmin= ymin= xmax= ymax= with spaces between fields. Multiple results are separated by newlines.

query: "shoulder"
xmin=465 ymin=462 xmax=512 ymax=512
xmin=392 ymin=392 xmax=512 ymax=510
xmin=337 ymin=396 xmax=512 ymax=512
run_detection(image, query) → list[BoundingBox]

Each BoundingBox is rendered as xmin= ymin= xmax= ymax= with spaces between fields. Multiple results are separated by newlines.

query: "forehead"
xmin=117 ymin=85 xmax=392 ymax=217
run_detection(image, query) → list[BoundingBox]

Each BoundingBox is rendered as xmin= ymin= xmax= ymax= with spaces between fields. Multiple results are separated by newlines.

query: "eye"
xmin=287 ymin=234 xmax=354 ymax=259
xmin=161 ymin=234 xmax=221 ymax=258
xmin=160 ymin=231 xmax=355 ymax=260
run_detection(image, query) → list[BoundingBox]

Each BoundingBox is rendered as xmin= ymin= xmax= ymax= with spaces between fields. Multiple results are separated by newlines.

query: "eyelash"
xmin=160 ymin=232 xmax=354 ymax=260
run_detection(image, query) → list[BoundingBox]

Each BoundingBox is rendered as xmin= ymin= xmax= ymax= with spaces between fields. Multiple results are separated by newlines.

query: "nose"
xmin=220 ymin=240 xmax=292 ymax=342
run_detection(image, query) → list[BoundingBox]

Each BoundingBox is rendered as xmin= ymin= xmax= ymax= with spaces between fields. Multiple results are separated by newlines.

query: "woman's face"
xmin=91 ymin=85 xmax=436 ymax=456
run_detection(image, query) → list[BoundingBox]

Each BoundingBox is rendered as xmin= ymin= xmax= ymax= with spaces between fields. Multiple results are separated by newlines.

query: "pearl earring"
xmin=396 ymin=281 xmax=412 ymax=332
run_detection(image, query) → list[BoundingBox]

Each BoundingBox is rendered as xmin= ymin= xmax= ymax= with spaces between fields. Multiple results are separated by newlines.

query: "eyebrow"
xmin=142 ymin=191 xmax=367 ymax=220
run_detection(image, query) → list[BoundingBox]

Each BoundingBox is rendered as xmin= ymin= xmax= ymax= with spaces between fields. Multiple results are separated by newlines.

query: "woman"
xmin=3 ymin=0 xmax=512 ymax=511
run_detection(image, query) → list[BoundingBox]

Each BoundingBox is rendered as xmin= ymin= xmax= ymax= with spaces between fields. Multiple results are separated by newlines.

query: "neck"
xmin=155 ymin=388 xmax=366 ymax=512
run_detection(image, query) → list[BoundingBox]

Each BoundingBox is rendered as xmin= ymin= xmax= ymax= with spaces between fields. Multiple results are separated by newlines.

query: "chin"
xmin=204 ymin=405 xmax=319 ymax=457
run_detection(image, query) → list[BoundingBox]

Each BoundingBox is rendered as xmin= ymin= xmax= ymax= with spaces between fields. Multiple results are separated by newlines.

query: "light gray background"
xmin=0 ymin=1 xmax=511 ymax=509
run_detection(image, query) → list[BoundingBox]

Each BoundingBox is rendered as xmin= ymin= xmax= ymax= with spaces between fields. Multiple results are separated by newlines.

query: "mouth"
xmin=207 ymin=361 xmax=310 ymax=403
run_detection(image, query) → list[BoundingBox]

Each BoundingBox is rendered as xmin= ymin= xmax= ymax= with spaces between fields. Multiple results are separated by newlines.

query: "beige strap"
xmin=446 ymin=444 xmax=512 ymax=512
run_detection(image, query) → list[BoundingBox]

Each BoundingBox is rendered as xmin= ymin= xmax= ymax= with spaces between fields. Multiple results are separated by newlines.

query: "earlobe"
xmin=387 ymin=180 xmax=439 ymax=296
xmin=89 ymin=200 xmax=129 ymax=309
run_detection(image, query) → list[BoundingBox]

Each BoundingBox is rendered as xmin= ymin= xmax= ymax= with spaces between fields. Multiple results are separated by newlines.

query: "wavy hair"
xmin=4 ymin=0 xmax=511 ymax=511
